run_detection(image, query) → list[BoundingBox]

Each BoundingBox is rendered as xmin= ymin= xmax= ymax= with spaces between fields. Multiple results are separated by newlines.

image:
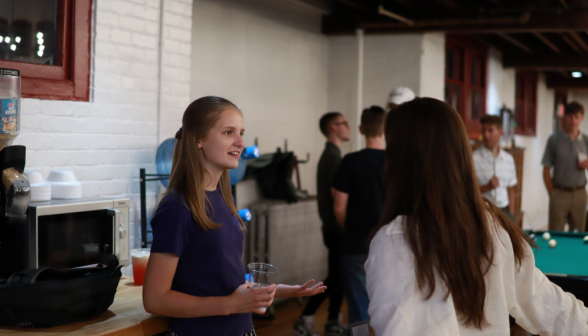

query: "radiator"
xmin=245 ymin=197 xmax=328 ymax=290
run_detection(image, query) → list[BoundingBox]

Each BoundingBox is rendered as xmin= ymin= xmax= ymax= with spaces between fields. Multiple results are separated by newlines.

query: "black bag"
xmin=0 ymin=254 xmax=122 ymax=328
xmin=245 ymin=150 xmax=298 ymax=203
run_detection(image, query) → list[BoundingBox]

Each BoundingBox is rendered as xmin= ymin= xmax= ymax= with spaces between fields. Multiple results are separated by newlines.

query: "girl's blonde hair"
xmin=166 ymin=96 xmax=245 ymax=231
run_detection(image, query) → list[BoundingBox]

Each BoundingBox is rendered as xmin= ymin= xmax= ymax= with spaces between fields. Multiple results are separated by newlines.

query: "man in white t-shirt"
xmin=473 ymin=115 xmax=518 ymax=220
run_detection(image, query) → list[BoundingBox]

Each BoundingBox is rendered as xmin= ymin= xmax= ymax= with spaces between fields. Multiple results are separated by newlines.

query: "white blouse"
xmin=366 ymin=216 xmax=588 ymax=336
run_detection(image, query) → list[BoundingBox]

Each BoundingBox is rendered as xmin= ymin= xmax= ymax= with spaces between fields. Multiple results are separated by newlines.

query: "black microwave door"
xmin=38 ymin=210 xmax=114 ymax=268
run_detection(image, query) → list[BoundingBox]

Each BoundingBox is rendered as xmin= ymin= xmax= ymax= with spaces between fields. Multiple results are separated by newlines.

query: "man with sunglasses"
xmin=293 ymin=112 xmax=350 ymax=336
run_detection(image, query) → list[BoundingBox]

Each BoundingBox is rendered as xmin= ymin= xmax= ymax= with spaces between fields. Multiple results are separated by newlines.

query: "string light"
xmin=10 ymin=44 xmax=16 ymax=51
xmin=15 ymin=36 xmax=20 ymax=43
xmin=5 ymin=37 xmax=10 ymax=43
xmin=37 ymin=50 xmax=43 ymax=57
xmin=36 ymin=32 xmax=43 ymax=39
xmin=0 ymin=36 xmax=3 ymax=43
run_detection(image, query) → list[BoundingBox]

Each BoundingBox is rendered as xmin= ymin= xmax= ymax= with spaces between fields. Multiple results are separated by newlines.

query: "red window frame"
xmin=0 ymin=0 xmax=92 ymax=101
xmin=445 ymin=36 xmax=488 ymax=139
xmin=514 ymin=72 xmax=538 ymax=136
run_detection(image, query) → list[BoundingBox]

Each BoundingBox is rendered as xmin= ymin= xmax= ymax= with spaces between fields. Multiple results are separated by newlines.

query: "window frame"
xmin=445 ymin=35 xmax=488 ymax=139
xmin=514 ymin=72 xmax=538 ymax=137
xmin=0 ymin=0 xmax=92 ymax=101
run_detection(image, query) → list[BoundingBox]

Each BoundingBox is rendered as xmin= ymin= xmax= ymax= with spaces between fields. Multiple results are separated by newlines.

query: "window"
xmin=445 ymin=36 xmax=488 ymax=138
xmin=515 ymin=72 xmax=538 ymax=136
xmin=0 ymin=0 xmax=92 ymax=101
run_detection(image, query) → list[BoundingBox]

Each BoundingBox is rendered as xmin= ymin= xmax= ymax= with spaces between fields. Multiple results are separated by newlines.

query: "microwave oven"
xmin=0 ymin=198 xmax=130 ymax=278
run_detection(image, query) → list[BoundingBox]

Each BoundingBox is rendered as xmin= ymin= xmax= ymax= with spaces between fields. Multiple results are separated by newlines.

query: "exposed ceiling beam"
xmin=570 ymin=31 xmax=588 ymax=53
xmin=336 ymin=0 xmax=369 ymax=12
xmin=323 ymin=10 xmax=588 ymax=34
xmin=533 ymin=32 xmax=562 ymax=54
xmin=497 ymin=33 xmax=534 ymax=54
xmin=377 ymin=5 xmax=414 ymax=25
xmin=561 ymin=33 xmax=586 ymax=55
xmin=503 ymin=54 xmax=588 ymax=69
xmin=283 ymin=0 xmax=331 ymax=14
xmin=486 ymin=0 xmax=504 ymax=6
xmin=432 ymin=0 xmax=460 ymax=11
xmin=547 ymin=75 xmax=588 ymax=89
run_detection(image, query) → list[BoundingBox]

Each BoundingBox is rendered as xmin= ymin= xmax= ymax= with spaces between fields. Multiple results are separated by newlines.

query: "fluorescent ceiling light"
xmin=572 ymin=72 xmax=583 ymax=78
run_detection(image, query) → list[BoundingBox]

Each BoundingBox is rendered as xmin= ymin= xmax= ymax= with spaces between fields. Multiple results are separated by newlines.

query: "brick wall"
xmin=13 ymin=0 xmax=193 ymax=267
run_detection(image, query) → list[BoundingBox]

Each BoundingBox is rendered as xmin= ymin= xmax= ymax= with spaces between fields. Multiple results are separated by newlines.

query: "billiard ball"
xmin=530 ymin=233 xmax=536 ymax=239
xmin=583 ymin=236 xmax=588 ymax=244
xmin=543 ymin=232 xmax=551 ymax=241
xmin=548 ymin=239 xmax=557 ymax=248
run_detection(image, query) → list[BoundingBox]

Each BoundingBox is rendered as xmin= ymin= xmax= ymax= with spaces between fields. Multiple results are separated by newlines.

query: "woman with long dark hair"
xmin=366 ymin=98 xmax=588 ymax=335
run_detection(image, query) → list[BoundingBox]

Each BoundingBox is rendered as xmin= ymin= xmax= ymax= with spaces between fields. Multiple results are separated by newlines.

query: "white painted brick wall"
xmin=13 ymin=0 xmax=193 ymax=265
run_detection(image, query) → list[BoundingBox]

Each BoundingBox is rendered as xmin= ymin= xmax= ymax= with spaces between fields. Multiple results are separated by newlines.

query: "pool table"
xmin=526 ymin=230 xmax=588 ymax=303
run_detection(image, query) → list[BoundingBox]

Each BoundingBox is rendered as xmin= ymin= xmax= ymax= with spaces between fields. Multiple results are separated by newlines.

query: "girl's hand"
xmin=227 ymin=283 xmax=276 ymax=315
xmin=275 ymin=280 xmax=327 ymax=298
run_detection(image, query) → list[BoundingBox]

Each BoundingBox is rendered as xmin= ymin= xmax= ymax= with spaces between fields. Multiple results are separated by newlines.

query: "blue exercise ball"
xmin=155 ymin=138 xmax=177 ymax=187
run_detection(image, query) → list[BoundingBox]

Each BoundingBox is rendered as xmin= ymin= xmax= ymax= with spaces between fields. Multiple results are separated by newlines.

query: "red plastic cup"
xmin=131 ymin=248 xmax=150 ymax=285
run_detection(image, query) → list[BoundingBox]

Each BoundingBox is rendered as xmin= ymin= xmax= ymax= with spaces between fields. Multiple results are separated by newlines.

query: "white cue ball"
xmin=583 ymin=236 xmax=588 ymax=244
xmin=548 ymin=239 xmax=557 ymax=248
xmin=543 ymin=232 xmax=551 ymax=241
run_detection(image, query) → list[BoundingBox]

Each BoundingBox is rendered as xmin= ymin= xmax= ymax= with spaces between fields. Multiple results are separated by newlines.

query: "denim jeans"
xmin=340 ymin=254 xmax=370 ymax=324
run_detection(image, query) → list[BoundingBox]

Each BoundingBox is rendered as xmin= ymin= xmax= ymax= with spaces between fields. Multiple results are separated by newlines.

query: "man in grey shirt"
xmin=542 ymin=102 xmax=588 ymax=232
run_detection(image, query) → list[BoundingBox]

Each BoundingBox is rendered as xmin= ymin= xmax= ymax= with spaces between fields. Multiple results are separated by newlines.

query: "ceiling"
xmin=312 ymin=0 xmax=588 ymax=89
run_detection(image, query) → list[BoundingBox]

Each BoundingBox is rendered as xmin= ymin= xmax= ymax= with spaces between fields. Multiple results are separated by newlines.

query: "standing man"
xmin=542 ymin=102 xmax=588 ymax=232
xmin=331 ymin=106 xmax=387 ymax=324
xmin=293 ymin=112 xmax=350 ymax=336
xmin=473 ymin=115 xmax=518 ymax=220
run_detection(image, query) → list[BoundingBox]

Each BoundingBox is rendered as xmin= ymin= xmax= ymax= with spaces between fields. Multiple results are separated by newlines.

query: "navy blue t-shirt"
xmin=150 ymin=188 xmax=251 ymax=336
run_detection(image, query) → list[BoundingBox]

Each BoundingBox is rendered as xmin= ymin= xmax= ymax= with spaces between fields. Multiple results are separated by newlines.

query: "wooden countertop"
xmin=0 ymin=276 xmax=169 ymax=336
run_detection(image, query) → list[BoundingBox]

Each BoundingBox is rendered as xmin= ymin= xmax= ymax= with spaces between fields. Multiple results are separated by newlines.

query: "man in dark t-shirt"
xmin=293 ymin=112 xmax=350 ymax=336
xmin=332 ymin=105 xmax=386 ymax=324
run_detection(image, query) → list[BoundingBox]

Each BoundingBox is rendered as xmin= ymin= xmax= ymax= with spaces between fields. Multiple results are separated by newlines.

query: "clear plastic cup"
xmin=131 ymin=248 xmax=150 ymax=286
xmin=247 ymin=262 xmax=278 ymax=312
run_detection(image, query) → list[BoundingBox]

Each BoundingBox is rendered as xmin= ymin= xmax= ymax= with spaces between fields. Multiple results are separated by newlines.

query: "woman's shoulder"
xmin=484 ymin=210 xmax=516 ymax=257
xmin=368 ymin=216 xmax=409 ymax=261
xmin=154 ymin=191 xmax=191 ymax=219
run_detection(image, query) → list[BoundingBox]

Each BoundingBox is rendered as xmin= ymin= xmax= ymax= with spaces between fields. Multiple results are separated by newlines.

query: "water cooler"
xmin=0 ymin=68 xmax=31 ymax=279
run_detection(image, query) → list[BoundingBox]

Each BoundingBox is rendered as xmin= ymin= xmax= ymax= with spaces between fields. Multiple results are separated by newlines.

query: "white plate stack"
xmin=24 ymin=170 xmax=51 ymax=202
xmin=46 ymin=170 xmax=82 ymax=199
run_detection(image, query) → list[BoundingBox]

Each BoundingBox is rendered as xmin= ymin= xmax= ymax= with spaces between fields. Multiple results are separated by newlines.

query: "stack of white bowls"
xmin=46 ymin=169 xmax=82 ymax=199
xmin=24 ymin=170 xmax=51 ymax=202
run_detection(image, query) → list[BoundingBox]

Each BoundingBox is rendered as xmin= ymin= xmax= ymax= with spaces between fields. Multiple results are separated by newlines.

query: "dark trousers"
xmin=301 ymin=229 xmax=345 ymax=321
xmin=340 ymin=254 xmax=369 ymax=324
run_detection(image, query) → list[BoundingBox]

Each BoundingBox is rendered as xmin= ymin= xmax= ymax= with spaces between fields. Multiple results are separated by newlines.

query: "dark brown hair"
xmin=360 ymin=105 xmax=386 ymax=137
xmin=565 ymin=101 xmax=584 ymax=116
xmin=480 ymin=115 xmax=503 ymax=129
xmin=165 ymin=96 xmax=244 ymax=231
xmin=319 ymin=112 xmax=342 ymax=137
xmin=374 ymin=97 xmax=533 ymax=328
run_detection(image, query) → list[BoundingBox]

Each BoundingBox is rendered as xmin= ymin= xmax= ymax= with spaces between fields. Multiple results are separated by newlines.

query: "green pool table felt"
xmin=527 ymin=231 xmax=588 ymax=277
